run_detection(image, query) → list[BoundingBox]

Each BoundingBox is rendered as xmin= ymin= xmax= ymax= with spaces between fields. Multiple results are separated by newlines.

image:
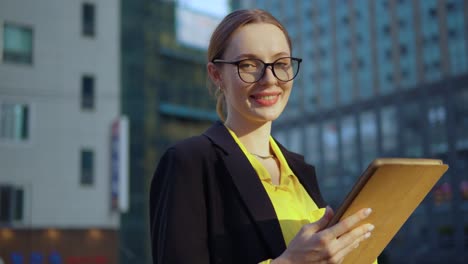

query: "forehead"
xmin=223 ymin=23 xmax=291 ymax=59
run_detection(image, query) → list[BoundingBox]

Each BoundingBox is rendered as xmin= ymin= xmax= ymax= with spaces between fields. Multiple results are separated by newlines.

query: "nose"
xmin=259 ymin=65 xmax=276 ymax=84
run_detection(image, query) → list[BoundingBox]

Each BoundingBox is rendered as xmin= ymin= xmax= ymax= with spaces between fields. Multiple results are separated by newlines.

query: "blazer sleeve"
xmin=149 ymin=146 xmax=209 ymax=264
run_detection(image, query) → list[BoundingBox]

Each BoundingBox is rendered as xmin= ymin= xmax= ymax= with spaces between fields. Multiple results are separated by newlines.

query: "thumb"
xmin=307 ymin=206 xmax=334 ymax=233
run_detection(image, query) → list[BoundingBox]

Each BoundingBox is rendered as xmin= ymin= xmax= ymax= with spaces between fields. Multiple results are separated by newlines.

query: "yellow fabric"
xmin=227 ymin=128 xmax=377 ymax=264
xmin=226 ymin=128 xmax=325 ymax=245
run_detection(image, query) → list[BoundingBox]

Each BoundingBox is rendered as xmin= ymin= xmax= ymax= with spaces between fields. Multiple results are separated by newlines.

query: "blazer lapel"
xmin=204 ymin=122 xmax=286 ymax=257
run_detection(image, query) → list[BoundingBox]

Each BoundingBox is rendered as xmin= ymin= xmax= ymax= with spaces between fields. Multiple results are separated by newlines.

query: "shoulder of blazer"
xmin=161 ymin=129 xmax=221 ymax=161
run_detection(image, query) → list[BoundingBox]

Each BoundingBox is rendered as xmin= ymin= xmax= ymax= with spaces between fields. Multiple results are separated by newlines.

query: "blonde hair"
xmin=207 ymin=9 xmax=292 ymax=121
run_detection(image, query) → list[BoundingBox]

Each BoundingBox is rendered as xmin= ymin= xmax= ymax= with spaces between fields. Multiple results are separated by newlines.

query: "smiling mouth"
xmin=251 ymin=94 xmax=280 ymax=106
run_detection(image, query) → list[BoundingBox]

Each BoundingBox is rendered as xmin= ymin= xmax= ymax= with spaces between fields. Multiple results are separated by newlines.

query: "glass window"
xmin=420 ymin=0 xmax=442 ymax=82
xmin=401 ymin=102 xmax=423 ymax=157
xmin=353 ymin=2 xmax=373 ymax=99
xmin=381 ymin=106 xmax=398 ymax=155
xmin=82 ymin=3 xmax=96 ymax=37
xmin=322 ymin=121 xmax=339 ymax=187
xmin=338 ymin=71 xmax=353 ymax=106
xmin=2 ymin=23 xmax=33 ymax=64
xmin=396 ymin=2 xmax=417 ymax=89
xmin=0 ymin=185 xmax=24 ymax=224
xmin=375 ymin=1 xmax=394 ymax=94
xmin=320 ymin=79 xmax=335 ymax=109
xmin=446 ymin=0 xmax=468 ymax=75
xmin=0 ymin=102 xmax=29 ymax=141
xmin=304 ymin=47 xmax=318 ymax=113
xmin=273 ymin=130 xmax=287 ymax=147
xmin=340 ymin=115 xmax=358 ymax=185
xmin=454 ymin=89 xmax=468 ymax=150
xmin=359 ymin=111 xmax=377 ymax=168
xmin=288 ymin=126 xmax=302 ymax=154
xmin=456 ymin=149 xmax=468 ymax=201
xmin=0 ymin=185 xmax=12 ymax=223
xmin=437 ymin=223 xmax=455 ymax=249
xmin=427 ymin=98 xmax=447 ymax=154
xmin=14 ymin=188 xmax=23 ymax=221
xmin=81 ymin=75 xmax=95 ymax=110
xmin=80 ymin=149 xmax=95 ymax=185
xmin=305 ymin=123 xmax=320 ymax=166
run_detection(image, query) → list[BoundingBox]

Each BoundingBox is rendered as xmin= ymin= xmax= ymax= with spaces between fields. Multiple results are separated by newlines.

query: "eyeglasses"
xmin=212 ymin=56 xmax=302 ymax=83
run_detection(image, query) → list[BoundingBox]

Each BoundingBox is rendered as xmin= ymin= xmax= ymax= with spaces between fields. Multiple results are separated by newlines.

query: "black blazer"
xmin=150 ymin=121 xmax=326 ymax=264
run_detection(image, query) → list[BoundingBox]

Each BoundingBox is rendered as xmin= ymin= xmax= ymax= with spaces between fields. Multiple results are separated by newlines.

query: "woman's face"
xmin=216 ymin=23 xmax=293 ymax=127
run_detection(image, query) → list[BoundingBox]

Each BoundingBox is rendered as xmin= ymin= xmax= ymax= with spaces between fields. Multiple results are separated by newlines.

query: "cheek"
xmin=282 ymin=84 xmax=293 ymax=97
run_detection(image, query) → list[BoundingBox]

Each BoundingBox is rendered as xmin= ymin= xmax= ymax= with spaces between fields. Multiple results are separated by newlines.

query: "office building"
xmin=120 ymin=1 xmax=220 ymax=263
xmin=0 ymin=0 xmax=121 ymax=263
xmin=235 ymin=0 xmax=468 ymax=263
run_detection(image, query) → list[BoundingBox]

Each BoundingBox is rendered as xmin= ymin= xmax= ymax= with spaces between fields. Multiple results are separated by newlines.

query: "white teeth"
xmin=257 ymin=95 xmax=276 ymax=100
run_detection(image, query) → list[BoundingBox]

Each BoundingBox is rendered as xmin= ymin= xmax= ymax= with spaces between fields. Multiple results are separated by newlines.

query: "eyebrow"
xmin=232 ymin=52 xmax=291 ymax=61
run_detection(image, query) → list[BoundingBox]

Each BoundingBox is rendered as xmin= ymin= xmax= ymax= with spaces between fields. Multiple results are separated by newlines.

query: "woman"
xmin=150 ymin=9 xmax=375 ymax=264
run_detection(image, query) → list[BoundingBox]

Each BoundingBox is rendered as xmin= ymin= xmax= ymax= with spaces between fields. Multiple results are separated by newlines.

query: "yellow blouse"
xmin=226 ymin=128 xmax=324 ymax=263
xmin=227 ymin=128 xmax=377 ymax=264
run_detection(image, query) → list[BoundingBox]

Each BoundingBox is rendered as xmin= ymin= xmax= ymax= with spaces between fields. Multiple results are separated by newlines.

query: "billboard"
xmin=175 ymin=6 xmax=222 ymax=50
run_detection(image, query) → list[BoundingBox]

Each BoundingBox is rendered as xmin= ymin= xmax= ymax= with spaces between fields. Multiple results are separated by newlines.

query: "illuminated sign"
xmin=110 ymin=116 xmax=129 ymax=213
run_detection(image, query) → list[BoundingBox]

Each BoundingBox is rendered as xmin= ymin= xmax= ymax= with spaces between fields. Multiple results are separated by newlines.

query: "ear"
xmin=207 ymin=62 xmax=223 ymax=87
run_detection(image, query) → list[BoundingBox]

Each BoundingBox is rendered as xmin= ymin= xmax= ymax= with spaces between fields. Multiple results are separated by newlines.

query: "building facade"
xmin=120 ymin=1 xmax=219 ymax=263
xmin=0 ymin=0 xmax=121 ymax=263
xmin=236 ymin=0 xmax=468 ymax=263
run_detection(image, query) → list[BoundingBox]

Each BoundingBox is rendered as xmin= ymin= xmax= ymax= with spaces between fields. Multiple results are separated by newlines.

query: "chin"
xmin=252 ymin=111 xmax=281 ymax=123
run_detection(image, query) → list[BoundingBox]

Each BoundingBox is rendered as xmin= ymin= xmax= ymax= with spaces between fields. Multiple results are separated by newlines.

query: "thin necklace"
xmin=250 ymin=153 xmax=275 ymax=159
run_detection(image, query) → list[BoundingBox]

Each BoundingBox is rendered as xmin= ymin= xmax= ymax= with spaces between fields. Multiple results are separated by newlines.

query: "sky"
xmin=178 ymin=0 xmax=229 ymax=17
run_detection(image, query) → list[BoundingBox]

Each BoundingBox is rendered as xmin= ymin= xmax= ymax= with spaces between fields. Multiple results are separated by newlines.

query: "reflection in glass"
xmin=446 ymin=0 xmax=468 ymax=75
xmin=381 ymin=106 xmax=398 ymax=155
xmin=359 ymin=111 xmax=377 ymax=169
xmin=3 ymin=23 xmax=33 ymax=64
xmin=454 ymin=89 xmax=468 ymax=150
xmin=420 ymin=0 xmax=442 ymax=82
xmin=427 ymin=97 xmax=447 ymax=154
xmin=274 ymin=131 xmax=287 ymax=148
xmin=402 ymin=102 xmax=423 ymax=157
xmin=340 ymin=115 xmax=358 ymax=185
xmin=288 ymin=127 xmax=302 ymax=154
xmin=322 ymin=121 xmax=338 ymax=187
xmin=305 ymin=124 xmax=320 ymax=166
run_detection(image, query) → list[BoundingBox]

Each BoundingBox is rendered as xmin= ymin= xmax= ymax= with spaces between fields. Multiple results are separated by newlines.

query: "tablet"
xmin=326 ymin=158 xmax=448 ymax=264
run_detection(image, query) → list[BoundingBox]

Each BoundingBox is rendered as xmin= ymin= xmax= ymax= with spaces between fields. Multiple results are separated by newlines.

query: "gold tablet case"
xmin=327 ymin=158 xmax=449 ymax=264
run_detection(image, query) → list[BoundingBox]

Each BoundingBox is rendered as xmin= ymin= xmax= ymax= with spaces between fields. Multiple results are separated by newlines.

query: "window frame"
xmin=1 ymin=21 xmax=34 ymax=65
xmin=82 ymin=2 xmax=96 ymax=37
xmin=0 ymin=184 xmax=25 ymax=225
xmin=80 ymin=148 xmax=95 ymax=186
xmin=0 ymin=99 xmax=32 ymax=144
xmin=81 ymin=74 xmax=96 ymax=110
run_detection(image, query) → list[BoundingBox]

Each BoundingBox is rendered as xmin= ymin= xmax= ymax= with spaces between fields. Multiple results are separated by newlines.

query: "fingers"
xmin=332 ymin=223 xmax=374 ymax=255
xmin=302 ymin=206 xmax=334 ymax=235
xmin=330 ymin=226 xmax=373 ymax=262
xmin=326 ymin=208 xmax=372 ymax=238
xmin=281 ymin=207 xmax=375 ymax=264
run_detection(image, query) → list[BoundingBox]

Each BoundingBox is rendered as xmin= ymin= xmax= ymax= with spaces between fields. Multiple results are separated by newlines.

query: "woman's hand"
xmin=272 ymin=207 xmax=374 ymax=264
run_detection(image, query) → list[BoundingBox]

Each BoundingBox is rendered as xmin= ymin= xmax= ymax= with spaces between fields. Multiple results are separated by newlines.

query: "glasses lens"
xmin=273 ymin=57 xmax=299 ymax=82
xmin=238 ymin=59 xmax=264 ymax=83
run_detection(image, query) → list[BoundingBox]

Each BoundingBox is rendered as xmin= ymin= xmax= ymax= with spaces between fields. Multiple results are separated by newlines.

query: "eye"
xmin=275 ymin=58 xmax=291 ymax=68
xmin=238 ymin=59 xmax=260 ymax=71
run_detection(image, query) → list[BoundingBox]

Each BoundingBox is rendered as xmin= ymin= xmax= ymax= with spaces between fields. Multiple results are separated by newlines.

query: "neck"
xmin=224 ymin=118 xmax=272 ymax=157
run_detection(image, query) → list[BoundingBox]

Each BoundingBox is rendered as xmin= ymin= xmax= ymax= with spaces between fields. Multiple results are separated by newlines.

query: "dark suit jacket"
xmin=150 ymin=121 xmax=326 ymax=264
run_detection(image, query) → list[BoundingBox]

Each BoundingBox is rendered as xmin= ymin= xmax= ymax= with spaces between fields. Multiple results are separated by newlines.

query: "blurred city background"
xmin=0 ymin=0 xmax=467 ymax=263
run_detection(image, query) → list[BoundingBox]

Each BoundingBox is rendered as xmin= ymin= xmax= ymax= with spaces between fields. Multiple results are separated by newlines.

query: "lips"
xmin=250 ymin=92 xmax=280 ymax=107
